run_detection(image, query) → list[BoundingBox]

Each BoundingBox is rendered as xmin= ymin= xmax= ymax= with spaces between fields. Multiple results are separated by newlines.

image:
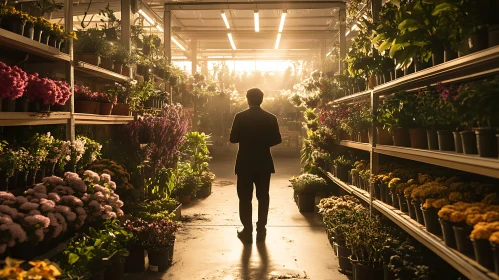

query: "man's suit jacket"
xmin=230 ymin=106 xmax=282 ymax=175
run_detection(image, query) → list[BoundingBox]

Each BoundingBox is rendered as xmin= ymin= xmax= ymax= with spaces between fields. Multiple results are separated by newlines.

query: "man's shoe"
xmin=256 ymin=229 xmax=266 ymax=242
xmin=237 ymin=229 xmax=253 ymax=244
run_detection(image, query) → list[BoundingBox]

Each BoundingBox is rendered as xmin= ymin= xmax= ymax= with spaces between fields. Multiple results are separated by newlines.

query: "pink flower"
xmin=0 ymin=62 xmax=28 ymax=100
xmin=47 ymin=192 xmax=61 ymax=202
xmin=44 ymin=176 xmax=64 ymax=187
xmin=25 ymin=74 xmax=71 ymax=105
xmin=75 ymin=207 xmax=85 ymax=215
xmin=55 ymin=205 xmax=70 ymax=213
xmin=24 ymin=214 xmax=50 ymax=228
xmin=0 ymin=205 xmax=18 ymax=217
xmin=19 ymin=202 xmax=40 ymax=212
xmin=34 ymin=227 xmax=44 ymax=241
xmin=101 ymin=174 xmax=111 ymax=183
xmin=83 ymin=170 xmax=100 ymax=183
xmin=16 ymin=196 xmax=28 ymax=204
xmin=89 ymin=200 xmax=100 ymax=209
xmin=65 ymin=211 xmax=77 ymax=222
xmin=33 ymin=184 xmax=47 ymax=194
xmin=108 ymin=181 xmax=117 ymax=190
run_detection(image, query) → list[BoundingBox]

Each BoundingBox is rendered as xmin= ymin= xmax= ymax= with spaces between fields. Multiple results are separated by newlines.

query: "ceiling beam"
xmin=165 ymin=1 xmax=346 ymax=11
xmin=177 ymin=30 xmax=338 ymax=40
xmin=173 ymin=56 xmax=318 ymax=61
xmin=198 ymin=41 xmax=320 ymax=49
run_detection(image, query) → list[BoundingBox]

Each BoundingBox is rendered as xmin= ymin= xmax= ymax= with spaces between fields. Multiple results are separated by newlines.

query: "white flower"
xmin=83 ymin=170 xmax=100 ymax=183
xmin=101 ymin=174 xmax=111 ymax=183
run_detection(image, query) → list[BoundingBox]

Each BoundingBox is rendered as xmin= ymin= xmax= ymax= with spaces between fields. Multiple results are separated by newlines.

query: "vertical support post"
xmin=64 ymin=0 xmax=75 ymax=142
xmin=191 ymin=39 xmax=197 ymax=75
xmin=370 ymin=90 xmax=379 ymax=215
xmin=372 ymin=0 xmax=382 ymax=21
xmin=121 ymin=0 xmax=132 ymax=78
xmin=164 ymin=4 xmax=173 ymax=104
xmin=339 ymin=5 xmax=347 ymax=74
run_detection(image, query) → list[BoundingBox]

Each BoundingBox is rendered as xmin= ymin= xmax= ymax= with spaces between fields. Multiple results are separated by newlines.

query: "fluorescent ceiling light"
xmin=254 ymin=11 xmax=259 ymax=32
xmin=138 ymin=9 xmax=155 ymax=25
xmin=221 ymin=11 xmax=230 ymax=29
xmin=227 ymin=33 xmax=236 ymax=50
xmin=275 ymin=33 xmax=282 ymax=49
xmin=172 ymin=37 xmax=186 ymax=51
xmin=155 ymin=25 xmax=164 ymax=32
xmin=278 ymin=11 xmax=287 ymax=33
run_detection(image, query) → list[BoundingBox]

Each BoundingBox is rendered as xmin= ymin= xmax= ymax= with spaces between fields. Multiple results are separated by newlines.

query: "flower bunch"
xmin=95 ymin=91 xmax=117 ymax=104
xmin=25 ymin=74 xmax=71 ymax=105
xmin=0 ymin=257 xmax=61 ymax=280
xmin=289 ymin=173 xmax=328 ymax=195
xmin=0 ymin=61 xmax=28 ymax=100
xmin=69 ymin=137 xmax=87 ymax=168
xmin=77 ymin=136 xmax=101 ymax=169
xmin=470 ymin=222 xmax=499 ymax=241
xmin=125 ymin=218 xmax=178 ymax=250
xmin=438 ymin=202 xmax=499 ymax=226
xmin=0 ymin=147 xmax=30 ymax=177
xmin=74 ymin=84 xmax=98 ymax=102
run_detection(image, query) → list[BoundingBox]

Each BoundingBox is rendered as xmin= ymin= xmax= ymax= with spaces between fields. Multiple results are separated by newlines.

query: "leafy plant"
xmin=75 ymin=29 xmax=112 ymax=57
xmin=124 ymin=218 xmax=177 ymax=250
xmin=376 ymin=91 xmax=419 ymax=129
xmin=332 ymin=155 xmax=353 ymax=168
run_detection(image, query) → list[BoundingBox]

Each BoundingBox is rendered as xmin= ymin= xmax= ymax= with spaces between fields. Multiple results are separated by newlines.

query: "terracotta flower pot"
xmin=409 ymin=128 xmax=428 ymax=149
xmin=114 ymin=63 xmax=123 ymax=74
xmin=359 ymin=131 xmax=369 ymax=143
xmin=75 ymin=101 xmax=100 ymax=114
xmin=392 ymin=128 xmax=410 ymax=147
xmin=437 ymin=130 xmax=455 ymax=151
xmin=99 ymin=103 xmax=113 ymax=115
xmin=475 ymin=128 xmax=498 ymax=158
xmin=179 ymin=195 xmax=191 ymax=204
xmin=472 ymin=239 xmax=494 ymax=270
xmin=460 ymin=131 xmax=478 ymax=154
xmin=453 ymin=131 xmax=463 ymax=153
xmin=111 ymin=103 xmax=130 ymax=116
xmin=439 ymin=219 xmax=456 ymax=248
xmin=426 ymin=129 xmax=439 ymax=150
xmin=377 ymin=127 xmax=393 ymax=145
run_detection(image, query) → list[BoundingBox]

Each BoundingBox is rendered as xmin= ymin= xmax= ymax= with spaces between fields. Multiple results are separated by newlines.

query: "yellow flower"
xmin=450 ymin=211 xmax=466 ymax=223
xmin=448 ymin=192 xmax=464 ymax=202
xmin=28 ymin=259 xmax=62 ymax=280
xmin=423 ymin=199 xmax=436 ymax=209
xmin=467 ymin=213 xmax=485 ymax=226
xmin=483 ymin=211 xmax=499 ymax=223
xmin=490 ymin=232 xmax=499 ymax=245
xmin=470 ymin=222 xmax=494 ymax=240
xmin=432 ymin=198 xmax=450 ymax=209
xmin=438 ymin=206 xmax=454 ymax=220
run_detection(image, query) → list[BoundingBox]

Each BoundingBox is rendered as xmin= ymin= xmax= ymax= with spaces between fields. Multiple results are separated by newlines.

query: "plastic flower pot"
xmin=48 ymin=36 xmax=59 ymax=48
xmin=104 ymin=255 xmax=127 ymax=280
xmin=27 ymin=169 xmax=36 ymax=186
xmin=379 ymin=183 xmax=386 ymax=203
xmin=297 ymin=193 xmax=315 ymax=212
xmin=35 ymin=168 xmax=45 ymax=184
xmin=100 ymin=57 xmax=114 ymax=71
xmin=111 ymin=104 xmax=130 ymax=116
xmin=359 ymin=131 xmax=369 ymax=143
xmin=489 ymin=25 xmax=499 ymax=47
xmin=432 ymin=48 xmax=444 ymax=66
xmin=409 ymin=128 xmax=428 ymax=149
xmin=349 ymin=256 xmax=383 ymax=280
xmin=15 ymin=97 xmax=29 ymax=112
xmin=383 ymin=265 xmax=394 ymax=280
xmin=16 ymin=171 xmax=28 ymax=189
xmin=385 ymin=186 xmax=392 ymax=206
xmin=439 ymin=219 xmax=457 ymax=249
xmin=437 ymin=130 xmax=455 ymax=151
xmin=75 ymin=100 xmax=100 ymax=114
xmin=426 ymin=129 xmax=439 ymax=150
xmin=23 ymin=23 xmax=34 ymax=40
xmin=91 ymin=265 xmax=108 ymax=280
xmin=453 ymin=132 xmax=463 ymax=153
xmin=148 ymin=246 xmax=174 ymax=271
xmin=1 ymin=98 xmax=16 ymax=112
xmin=472 ymin=239 xmax=494 ymax=270
xmin=113 ymin=63 xmax=123 ymax=75
xmin=453 ymin=225 xmax=474 ymax=256
xmin=421 ymin=207 xmax=442 ymax=235
xmin=336 ymin=244 xmax=352 ymax=274
xmin=179 ymin=195 xmax=191 ymax=204
xmin=374 ymin=183 xmax=381 ymax=200
xmin=99 ymin=103 xmax=113 ymax=115
xmin=196 ymin=184 xmax=212 ymax=198
xmin=391 ymin=128 xmax=410 ymax=147
xmin=377 ymin=127 xmax=393 ymax=145
xmin=334 ymin=165 xmax=349 ymax=182
xmin=460 ymin=131 xmax=478 ymax=154
xmin=397 ymin=194 xmax=408 ymax=213
xmin=33 ymin=28 xmax=43 ymax=42
xmin=122 ymin=66 xmax=131 ymax=77
xmin=78 ymin=54 xmax=101 ymax=66
xmin=8 ymin=20 xmax=25 ymax=36
xmin=0 ymin=176 xmax=9 ymax=191
xmin=40 ymin=33 xmax=50 ymax=45
xmin=444 ymin=49 xmax=458 ymax=62
xmin=468 ymin=29 xmax=488 ymax=54
xmin=412 ymin=200 xmax=424 ymax=225
xmin=406 ymin=197 xmax=417 ymax=220
xmin=492 ymin=243 xmax=499 ymax=274
xmin=389 ymin=192 xmax=399 ymax=209
xmin=475 ymin=128 xmax=498 ymax=158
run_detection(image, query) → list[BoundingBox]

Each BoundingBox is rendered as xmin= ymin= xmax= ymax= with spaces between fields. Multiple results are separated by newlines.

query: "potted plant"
xmin=74 ymin=84 xmax=99 ymax=114
xmin=290 ymin=174 xmax=327 ymax=212
xmin=75 ymin=29 xmax=112 ymax=67
xmin=490 ymin=231 xmax=499 ymax=274
xmin=137 ymin=219 xmax=178 ymax=271
xmin=111 ymin=44 xmax=130 ymax=75
xmin=24 ymin=74 xmax=71 ymax=112
xmin=0 ymin=61 xmax=28 ymax=112
xmin=376 ymin=91 xmax=416 ymax=147
xmin=175 ymin=172 xmax=201 ymax=204
xmin=96 ymin=91 xmax=117 ymax=115
xmin=470 ymin=221 xmax=499 ymax=270
xmin=197 ymin=171 xmax=215 ymax=198
xmin=332 ymin=155 xmax=352 ymax=182
xmin=0 ymin=6 xmax=28 ymax=36
xmin=99 ymin=4 xmax=121 ymax=40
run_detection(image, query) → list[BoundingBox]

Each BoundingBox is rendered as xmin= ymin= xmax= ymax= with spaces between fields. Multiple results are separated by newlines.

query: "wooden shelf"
xmin=373 ymin=45 xmax=499 ymax=96
xmin=374 ymin=145 xmax=499 ymax=179
xmin=74 ymin=113 xmax=134 ymax=125
xmin=0 ymin=112 xmax=70 ymax=126
xmin=75 ymin=62 xmax=130 ymax=83
xmin=0 ymin=29 xmax=70 ymax=62
xmin=339 ymin=140 xmax=371 ymax=151
xmin=322 ymin=170 xmax=370 ymax=203
xmin=373 ymin=200 xmax=498 ymax=280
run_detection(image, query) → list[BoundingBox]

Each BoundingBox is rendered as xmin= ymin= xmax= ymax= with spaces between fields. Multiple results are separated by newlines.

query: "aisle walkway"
xmin=128 ymin=151 xmax=347 ymax=280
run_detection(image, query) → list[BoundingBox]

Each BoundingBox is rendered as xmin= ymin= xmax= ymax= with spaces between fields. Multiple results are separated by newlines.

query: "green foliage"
xmin=332 ymin=155 xmax=353 ymax=168
xmin=180 ymin=132 xmax=211 ymax=176
xmin=145 ymin=167 xmax=176 ymax=199
xmin=290 ymin=173 xmax=328 ymax=194
xmin=376 ymin=91 xmax=418 ymax=129
xmin=74 ymin=29 xmax=113 ymax=57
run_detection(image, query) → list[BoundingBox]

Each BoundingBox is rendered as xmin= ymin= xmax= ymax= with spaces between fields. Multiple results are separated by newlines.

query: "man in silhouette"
xmin=230 ymin=88 xmax=282 ymax=243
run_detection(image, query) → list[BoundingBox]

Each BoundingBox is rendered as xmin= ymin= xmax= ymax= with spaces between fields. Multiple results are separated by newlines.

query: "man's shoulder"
xmin=261 ymin=109 xmax=278 ymax=120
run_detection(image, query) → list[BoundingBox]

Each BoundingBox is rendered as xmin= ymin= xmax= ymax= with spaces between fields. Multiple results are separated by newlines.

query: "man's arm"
xmin=230 ymin=114 xmax=240 ymax=143
xmin=269 ymin=116 xmax=282 ymax=147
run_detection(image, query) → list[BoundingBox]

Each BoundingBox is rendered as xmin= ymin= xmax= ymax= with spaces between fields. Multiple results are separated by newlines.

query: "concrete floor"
xmin=126 ymin=149 xmax=347 ymax=280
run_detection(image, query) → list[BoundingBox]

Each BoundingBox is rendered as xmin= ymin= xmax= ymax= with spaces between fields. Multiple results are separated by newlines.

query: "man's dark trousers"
xmin=237 ymin=172 xmax=271 ymax=231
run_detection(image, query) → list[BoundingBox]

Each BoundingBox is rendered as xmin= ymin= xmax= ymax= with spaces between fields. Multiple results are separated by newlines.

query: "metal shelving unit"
xmin=74 ymin=113 xmax=134 ymax=125
xmin=328 ymin=45 xmax=499 ymax=279
xmin=75 ymin=61 xmax=130 ymax=83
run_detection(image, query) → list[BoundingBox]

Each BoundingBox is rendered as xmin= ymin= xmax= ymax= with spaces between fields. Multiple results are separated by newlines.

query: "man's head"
xmin=246 ymin=88 xmax=264 ymax=106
